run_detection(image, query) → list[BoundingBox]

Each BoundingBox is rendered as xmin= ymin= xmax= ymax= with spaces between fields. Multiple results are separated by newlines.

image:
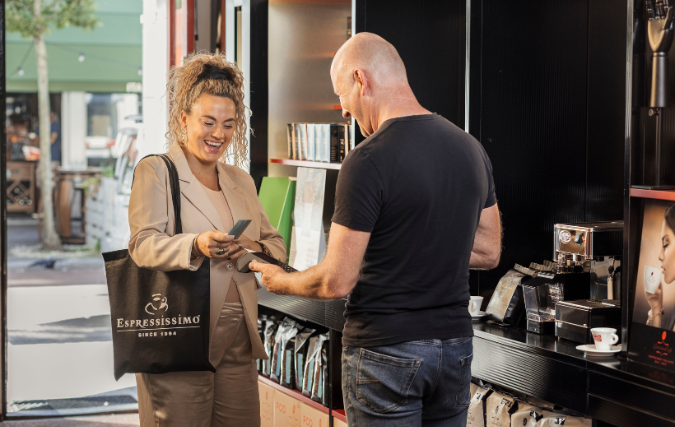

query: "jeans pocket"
xmin=355 ymin=348 xmax=421 ymax=414
xmin=455 ymin=353 xmax=473 ymax=407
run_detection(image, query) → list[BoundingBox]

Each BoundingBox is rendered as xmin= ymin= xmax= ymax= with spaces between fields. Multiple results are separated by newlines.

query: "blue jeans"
xmin=341 ymin=337 xmax=473 ymax=427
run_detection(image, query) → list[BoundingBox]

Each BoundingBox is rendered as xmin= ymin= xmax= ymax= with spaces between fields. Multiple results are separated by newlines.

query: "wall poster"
xmin=630 ymin=199 xmax=675 ymax=371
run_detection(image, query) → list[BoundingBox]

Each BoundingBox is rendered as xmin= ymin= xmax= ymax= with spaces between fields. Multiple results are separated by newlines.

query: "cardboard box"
xmin=333 ymin=416 xmax=348 ymax=427
xmin=273 ymin=388 xmax=301 ymax=427
xmin=300 ymin=403 xmax=329 ymax=427
xmin=259 ymin=381 xmax=275 ymax=427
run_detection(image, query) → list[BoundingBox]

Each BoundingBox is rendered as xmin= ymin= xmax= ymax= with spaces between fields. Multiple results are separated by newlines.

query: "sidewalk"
xmin=0 ymin=414 xmax=139 ymax=426
xmin=7 ymin=216 xmax=138 ymax=417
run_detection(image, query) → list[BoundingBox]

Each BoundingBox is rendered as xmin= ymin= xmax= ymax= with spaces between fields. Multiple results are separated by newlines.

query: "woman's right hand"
xmin=194 ymin=230 xmax=240 ymax=259
xmin=645 ymin=280 xmax=664 ymax=314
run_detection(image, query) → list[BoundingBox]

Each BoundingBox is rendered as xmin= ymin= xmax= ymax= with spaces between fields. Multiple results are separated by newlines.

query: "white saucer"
xmin=471 ymin=311 xmax=487 ymax=319
xmin=576 ymin=344 xmax=621 ymax=357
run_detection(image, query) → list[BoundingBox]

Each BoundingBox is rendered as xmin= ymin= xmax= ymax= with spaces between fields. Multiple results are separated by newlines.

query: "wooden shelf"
xmin=270 ymin=158 xmax=342 ymax=170
xmin=258 ymin=375 xmax=330 ymax=415
xmin=630 ymin=187 xmax=675 ymax=201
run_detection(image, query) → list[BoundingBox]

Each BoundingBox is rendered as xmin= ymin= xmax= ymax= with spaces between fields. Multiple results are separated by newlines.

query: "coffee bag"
xmin=294 ymin=328 xmax=315 ymax=390
xmin=485 ymin=391 xmax=516 ymax=427
xmin=535 ymin=412 xmax=591 ymax=427
xmin=510 ymin=404 xmax=542 ymax=427
xmin=270 ymin=317 xmax=300 ymax=385
xmin=467 ymin=386 xmax=492 ymax=427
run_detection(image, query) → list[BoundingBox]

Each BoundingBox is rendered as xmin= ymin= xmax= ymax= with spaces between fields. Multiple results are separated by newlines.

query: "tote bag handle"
xmin=133 ymin=153 xmax=183 ymax=235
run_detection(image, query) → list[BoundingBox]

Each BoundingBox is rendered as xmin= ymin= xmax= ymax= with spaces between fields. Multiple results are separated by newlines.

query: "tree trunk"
xmin=34 ymin=0 xmax=61 ymax=250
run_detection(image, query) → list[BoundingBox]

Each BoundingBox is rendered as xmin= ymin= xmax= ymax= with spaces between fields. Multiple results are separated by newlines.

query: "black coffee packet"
xmin=294 ymin=328 xmax=315 ymax=391
xmin=270 ymin=318 xmax=300 ymax=385
xmin=261 ymin=316 xmax=280 ymax=377
xmin=302 ymin=334 xmax=327 ymax=398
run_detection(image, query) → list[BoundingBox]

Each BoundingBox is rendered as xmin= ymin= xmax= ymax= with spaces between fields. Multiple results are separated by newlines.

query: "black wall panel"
xmin=249 ymin=0 xmax=268 ymax=189
xmin=354 ymin=0 xmax=466 ymax=129
xmin=470 ymin=0 xmax=627 ymax=298
xmin=586 ymin=0 xmax=627 ymax=222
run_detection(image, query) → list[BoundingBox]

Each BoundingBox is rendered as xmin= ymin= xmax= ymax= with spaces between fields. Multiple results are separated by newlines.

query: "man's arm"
xmin=50 ymin=132 xmax=58 ymax=144
xmin=470 ymin=203 xmax=501 ymax=269
xmin=250 ymin=223 xmax=370 ymax=300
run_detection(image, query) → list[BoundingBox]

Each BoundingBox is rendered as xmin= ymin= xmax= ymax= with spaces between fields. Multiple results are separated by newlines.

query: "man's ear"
xmin=354 ymin=69 xmax=367 ymax=97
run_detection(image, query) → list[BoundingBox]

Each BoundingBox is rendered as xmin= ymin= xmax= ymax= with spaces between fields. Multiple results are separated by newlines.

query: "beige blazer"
xmin=128 ymin=143 xmax=286 ymax=365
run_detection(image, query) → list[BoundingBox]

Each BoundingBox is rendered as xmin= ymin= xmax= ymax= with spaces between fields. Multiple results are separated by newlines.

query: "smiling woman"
xmin=126 ymin=52 xmax=287 ymax=427
xmin=166 ymin=53 xmax=249 ymax=168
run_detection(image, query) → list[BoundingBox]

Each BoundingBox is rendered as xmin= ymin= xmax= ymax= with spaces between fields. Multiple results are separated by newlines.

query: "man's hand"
xmin=248 ymin=223 xmax=369 ymax=300
xmin=250 ymin=261 xmax=287 ymax=293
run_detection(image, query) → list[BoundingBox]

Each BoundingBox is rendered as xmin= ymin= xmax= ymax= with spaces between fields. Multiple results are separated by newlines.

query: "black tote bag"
xmin=102 ymin=154 xmax=214 ymax=380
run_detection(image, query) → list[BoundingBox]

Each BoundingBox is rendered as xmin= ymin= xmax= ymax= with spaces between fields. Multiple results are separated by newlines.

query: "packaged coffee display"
xmin=485 ymin=391 xmax=515 ymax=427
xmin=510 ymin=404 xmax=542 ymax=427
xmin=467 ymin=386 xmax=492 ymax=427
xmin=302 ymin=334 xmax=328 ymax=398
xmin=270 ymin=317 xmax=301 ymax=386
xmin=294 ymin=327 xmax=315 ymax=391
xmin=262 ymin=316 xmax=280 ymax=377
xmin=486 ymin=268 xmax=529 ymax=326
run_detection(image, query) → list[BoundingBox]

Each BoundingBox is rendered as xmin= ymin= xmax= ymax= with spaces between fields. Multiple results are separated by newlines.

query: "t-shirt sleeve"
xmin=483 ymin=150 xmax=497 ymax=209
xmin=331 ymin=151 xmax=383 ymax=233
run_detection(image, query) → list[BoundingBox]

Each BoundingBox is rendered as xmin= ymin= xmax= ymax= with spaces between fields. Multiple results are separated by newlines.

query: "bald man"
xmin=251 ymin=33 xmax=501 ymax=426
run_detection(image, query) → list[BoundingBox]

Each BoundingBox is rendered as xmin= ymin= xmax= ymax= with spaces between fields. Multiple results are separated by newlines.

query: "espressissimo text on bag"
xmin=102 ymin=154 xmax=214 ymax=380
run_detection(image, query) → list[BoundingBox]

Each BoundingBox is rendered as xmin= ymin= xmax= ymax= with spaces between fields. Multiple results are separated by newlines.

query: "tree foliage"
xmin=6 ymin=0 xmax=99 ymax=39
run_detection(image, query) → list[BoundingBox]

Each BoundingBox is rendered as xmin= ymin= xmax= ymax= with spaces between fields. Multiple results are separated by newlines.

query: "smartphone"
xmin=228 ymin=219 xmax=252 ymax=239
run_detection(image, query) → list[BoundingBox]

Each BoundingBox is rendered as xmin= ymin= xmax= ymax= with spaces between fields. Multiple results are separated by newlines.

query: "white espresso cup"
xmin=469 ymin=296 xmax=484 ymax=316
xmin=644 ymin=266 xmax=662 ymax=294
xmin=591 ymin=327 xmax=619 ymax=351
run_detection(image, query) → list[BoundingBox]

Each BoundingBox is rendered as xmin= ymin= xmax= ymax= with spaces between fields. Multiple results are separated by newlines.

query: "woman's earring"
xmin=181 ymin=127 xmax=188 ymax=145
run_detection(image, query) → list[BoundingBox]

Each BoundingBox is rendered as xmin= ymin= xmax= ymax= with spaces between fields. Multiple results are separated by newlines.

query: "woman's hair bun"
xmin=196 ymin=63 xmax=236 ymax=84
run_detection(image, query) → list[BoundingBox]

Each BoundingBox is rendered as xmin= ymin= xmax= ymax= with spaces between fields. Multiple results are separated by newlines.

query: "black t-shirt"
xmin=332 ymin=114 xmax=496 ymax=347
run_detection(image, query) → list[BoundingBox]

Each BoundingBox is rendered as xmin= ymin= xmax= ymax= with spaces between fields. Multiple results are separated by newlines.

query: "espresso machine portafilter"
xmin=553 ymin=222 xmax=623 ymax=300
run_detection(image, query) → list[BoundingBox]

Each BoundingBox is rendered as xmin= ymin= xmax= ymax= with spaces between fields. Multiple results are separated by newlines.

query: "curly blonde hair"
xmin=166 ymin=52 xmax=250 ymax=167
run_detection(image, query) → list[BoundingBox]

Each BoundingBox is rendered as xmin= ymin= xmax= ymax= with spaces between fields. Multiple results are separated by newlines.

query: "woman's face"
xmin=180 ymin=93 xmax=236 ymax=164
xmin=659 ymin=219 xmax=675 ymax=284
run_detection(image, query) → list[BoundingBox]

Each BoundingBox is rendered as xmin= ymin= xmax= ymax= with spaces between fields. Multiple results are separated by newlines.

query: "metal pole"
xmin=656 ymin=107 xmax=662 ymax=186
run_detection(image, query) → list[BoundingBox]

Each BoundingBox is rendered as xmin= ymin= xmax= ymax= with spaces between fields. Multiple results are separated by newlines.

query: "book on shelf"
xmin=286 ymin=124 xmax=293 ymax=160
xmin=300 ymin=124 xmax=309 ymax=161
xmin=330 ymin=124 xmax=340 ymax=163
xmin=288 ymin=123 xmax=298 ymax=160
xmin=285 ymin=122 xmax=350 ymax=163
xmin=307 ymin=124 xmax=316 ymax=162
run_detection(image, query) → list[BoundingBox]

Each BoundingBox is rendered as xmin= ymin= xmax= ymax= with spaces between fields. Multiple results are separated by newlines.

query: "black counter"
xmin=472 ymin=320 xmax=675 ymax=426
xmin=258 ymin=289 xmax=675 ymax=426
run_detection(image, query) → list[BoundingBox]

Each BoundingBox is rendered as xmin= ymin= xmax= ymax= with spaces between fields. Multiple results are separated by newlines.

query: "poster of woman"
xmin=631 ymin=199 xmax=675 ymax=371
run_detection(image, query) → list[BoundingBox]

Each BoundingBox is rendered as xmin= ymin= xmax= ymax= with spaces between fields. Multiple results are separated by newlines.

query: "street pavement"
xmin=7 ymin=217 xmax=138 ymax=416
xmin=0 ymin=413 xmax=139 ymax=426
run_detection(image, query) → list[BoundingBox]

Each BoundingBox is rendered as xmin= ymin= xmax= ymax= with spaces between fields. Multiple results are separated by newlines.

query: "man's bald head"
xmin=331 ymin=33 xmax=408 ymax=90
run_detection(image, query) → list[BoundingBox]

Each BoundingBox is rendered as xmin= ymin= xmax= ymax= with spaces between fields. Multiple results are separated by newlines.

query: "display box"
xmin=273 ymin=388 xmax=301 ymax=427
xmin=259 ymin=381 xmax=275 ymax=427
xmin=300 ymin=403 xmax=329 ymax=427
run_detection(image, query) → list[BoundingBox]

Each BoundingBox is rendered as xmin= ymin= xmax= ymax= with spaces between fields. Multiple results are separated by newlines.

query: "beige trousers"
xmin=136 ymin=303 xmax=260 ymax=427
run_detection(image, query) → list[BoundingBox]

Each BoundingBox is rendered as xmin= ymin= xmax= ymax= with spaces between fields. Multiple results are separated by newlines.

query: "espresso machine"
xmin=553 ymin=221 xmax=623 ymax=300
